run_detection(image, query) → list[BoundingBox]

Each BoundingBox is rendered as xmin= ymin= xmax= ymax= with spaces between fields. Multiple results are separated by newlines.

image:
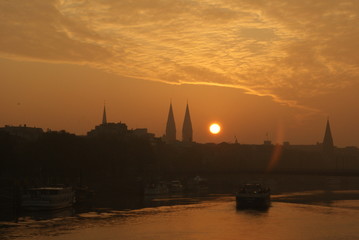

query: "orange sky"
xmin=1 ymin=0 xmax=359 ymax=146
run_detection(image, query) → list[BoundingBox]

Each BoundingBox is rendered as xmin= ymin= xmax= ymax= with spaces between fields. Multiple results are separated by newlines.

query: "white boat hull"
xmin=21 ymin=187 xmax=75 ymax=211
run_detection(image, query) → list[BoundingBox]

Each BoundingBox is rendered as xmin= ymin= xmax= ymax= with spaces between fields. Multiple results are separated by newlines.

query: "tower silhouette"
xmin=102 ymin=104 xmax=107 ymax=125
xmin=323 ymin=119 xmax=334 ymax=152
xmin=182 ymin=102 xmax=193 ymax=143
xmin=165 ymin=102 xmax=176 ymax=143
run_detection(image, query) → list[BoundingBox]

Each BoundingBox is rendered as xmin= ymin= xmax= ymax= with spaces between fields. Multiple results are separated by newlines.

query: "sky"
xmin=1 ymin=0 xmax=359 ymax=147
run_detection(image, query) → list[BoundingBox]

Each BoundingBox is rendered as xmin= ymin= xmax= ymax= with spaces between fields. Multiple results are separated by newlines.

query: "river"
xmin=1 ymin=191 xmax=359 ymax=240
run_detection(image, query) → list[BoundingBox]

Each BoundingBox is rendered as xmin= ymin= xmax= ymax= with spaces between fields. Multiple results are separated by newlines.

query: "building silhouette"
xmin=182 ymin=103 xmax=193 ymax=143
xmin=0 ymin=124 xmax=43 ymax=141
xmin=323 ymin=119 xmax=334 ymax=153
xmin=87 ymin=104 xmax=128 ymax=137
xmin=165 ymin=102 xmax=176 ymax=143
xmin=87 ymin=104 xmax=157 ymax=142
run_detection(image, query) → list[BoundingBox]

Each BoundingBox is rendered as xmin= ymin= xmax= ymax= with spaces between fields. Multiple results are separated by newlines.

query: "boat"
xmin=144 ymin=181 xmax=169 ymax=195
xmin=169 ymin=180 xmax=184 ymax=193
xmin=235 ymin=183 xmax=270 ymax=209
xmin=21 ymin=186 xmax=75 ymax=211
xmin=186 ymin=176 xmax=209 ymax=193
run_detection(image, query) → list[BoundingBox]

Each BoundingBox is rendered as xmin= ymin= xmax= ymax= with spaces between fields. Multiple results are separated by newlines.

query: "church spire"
xmin=102 ymin=104 xmax=107 ymax=125
xmin=323 ymin=118 xmax=334 ymax=152
xmin=182 ymin=102 xmax=193 ymax=143
xmin=165 ymin=101 xmax=176 ymax=143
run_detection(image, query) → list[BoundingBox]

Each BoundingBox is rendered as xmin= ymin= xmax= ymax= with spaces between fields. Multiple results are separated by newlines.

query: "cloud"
xmin=0 ymin=0 xmax=112 ymax=63
xmin=0 ymin=0 xmax=358 ymax=112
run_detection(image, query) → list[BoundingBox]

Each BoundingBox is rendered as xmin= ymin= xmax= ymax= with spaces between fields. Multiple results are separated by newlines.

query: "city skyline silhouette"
xmin=0 ymin=102 xmax=338 ymax=150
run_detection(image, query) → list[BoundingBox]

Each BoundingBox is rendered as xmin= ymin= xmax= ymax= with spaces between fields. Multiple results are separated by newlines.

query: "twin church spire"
xmin=165 ymin=101 xmax=193 ymax=143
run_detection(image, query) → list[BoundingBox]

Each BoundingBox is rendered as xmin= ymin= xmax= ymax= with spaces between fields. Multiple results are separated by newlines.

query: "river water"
xmin=1 ymin=192 xmax=359 ymax=240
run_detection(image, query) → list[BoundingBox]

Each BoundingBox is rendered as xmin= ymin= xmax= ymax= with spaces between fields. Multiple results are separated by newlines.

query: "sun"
xmin=209 ymin=123 xmax=221 ymax=134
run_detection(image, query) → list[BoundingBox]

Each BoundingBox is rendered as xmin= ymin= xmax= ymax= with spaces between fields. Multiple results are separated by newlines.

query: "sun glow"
xmin=209 ymin=123 xmax=221 ymax=134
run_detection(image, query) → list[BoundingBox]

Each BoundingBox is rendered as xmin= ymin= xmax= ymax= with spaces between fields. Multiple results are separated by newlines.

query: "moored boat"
xmin=186 ymin=176 xmax=208 ymax=193
xmin=235 ymin=183 xmax=270 ymax=209
xmin=169 ymin=180 xmax=184 ymax=193
xmin=144 ymin=181 xmax=169 ymax=195
xmin=21 ymin=186 xmax=75 ymax=211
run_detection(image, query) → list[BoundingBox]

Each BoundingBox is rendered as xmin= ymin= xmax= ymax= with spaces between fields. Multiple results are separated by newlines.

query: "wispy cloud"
xmin=1 ymin=0 xmax=358 ymax=111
